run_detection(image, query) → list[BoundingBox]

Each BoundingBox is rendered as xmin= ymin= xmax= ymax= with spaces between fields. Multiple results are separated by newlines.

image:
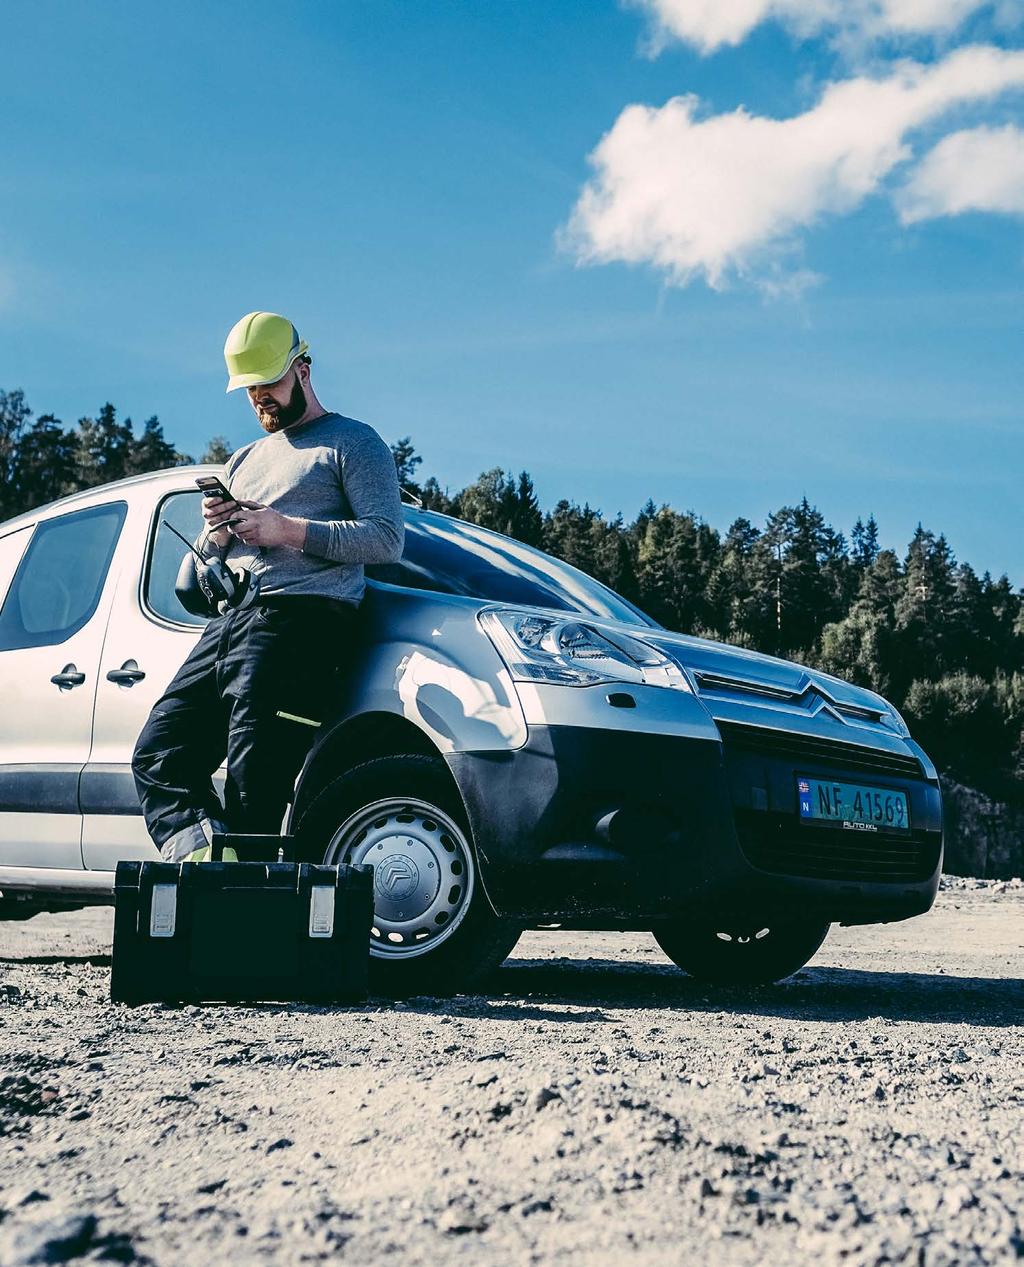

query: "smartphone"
xmin=196 ymin=476 xmax=233 ymax=502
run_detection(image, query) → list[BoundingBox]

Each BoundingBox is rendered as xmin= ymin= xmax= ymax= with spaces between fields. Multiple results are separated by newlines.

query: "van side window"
xmin=0 ymin=503 xmax=127 ymax=652
xmin=144 ymin=491 xmax=208 ymax=627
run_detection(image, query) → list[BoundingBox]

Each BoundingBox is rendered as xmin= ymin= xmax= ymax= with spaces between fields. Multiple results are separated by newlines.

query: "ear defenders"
xmin=197 ymin=556 xmax=259 ymax=615
xmin=167 ymin=522 xmax=261 ymax=619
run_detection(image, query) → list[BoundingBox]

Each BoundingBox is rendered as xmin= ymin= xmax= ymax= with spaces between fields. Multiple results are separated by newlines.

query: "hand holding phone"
xmin=197 ymin=477 xmax=241 ymax=533
xmin=196 ymin=475 xmax=233 ymax=501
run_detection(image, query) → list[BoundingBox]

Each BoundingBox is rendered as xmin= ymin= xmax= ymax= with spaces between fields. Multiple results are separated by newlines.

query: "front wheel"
xmin=294 ymin=755 xmax=521 ymax=996
xmin=653 ymin=916 xmax=830 ymax=984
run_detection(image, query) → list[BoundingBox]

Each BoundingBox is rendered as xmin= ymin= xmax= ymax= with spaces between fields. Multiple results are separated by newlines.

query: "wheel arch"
xmin=287 ymin=713 xmax=512 ymax=918
xmin=288 ymin=710 xmax=455 ymax=829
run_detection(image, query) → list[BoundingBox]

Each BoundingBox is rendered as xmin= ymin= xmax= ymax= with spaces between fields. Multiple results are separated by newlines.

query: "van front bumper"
xmin=444 ymin=723 xmax=943 ymax=926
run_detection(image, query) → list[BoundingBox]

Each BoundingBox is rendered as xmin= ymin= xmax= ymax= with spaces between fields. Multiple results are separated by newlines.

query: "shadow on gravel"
xmin=0 ymin=954 xmax=111 ymax=967
xmin=423 ymin=958 xmax=1024 ymax=1028
xmin=2 ymin=951 xmax=1018 ymax=1028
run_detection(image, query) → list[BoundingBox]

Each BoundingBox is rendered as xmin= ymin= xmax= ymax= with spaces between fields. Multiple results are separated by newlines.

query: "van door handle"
xmin=106 ymin=659 xmax=146 ymax=686
xmin=51 ymin=664 xmax=86 ymax=689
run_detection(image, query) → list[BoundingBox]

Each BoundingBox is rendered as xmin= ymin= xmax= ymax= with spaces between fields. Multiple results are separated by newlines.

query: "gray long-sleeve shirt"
xmin=205 ymin=411 xmax=405 ymax=606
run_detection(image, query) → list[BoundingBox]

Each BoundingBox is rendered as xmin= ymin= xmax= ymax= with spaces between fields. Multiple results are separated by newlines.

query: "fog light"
xmin=594 ymin=806 xmax=679 ymax=852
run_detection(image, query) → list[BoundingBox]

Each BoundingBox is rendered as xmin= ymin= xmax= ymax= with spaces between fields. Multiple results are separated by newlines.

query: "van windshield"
xmin=366 ymin=512 xmax=659 ymax=629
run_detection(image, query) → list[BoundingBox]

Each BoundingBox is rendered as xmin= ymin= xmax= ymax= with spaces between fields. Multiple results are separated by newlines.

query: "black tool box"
xmin=110 ymin=835 xmax=374 ymax=1006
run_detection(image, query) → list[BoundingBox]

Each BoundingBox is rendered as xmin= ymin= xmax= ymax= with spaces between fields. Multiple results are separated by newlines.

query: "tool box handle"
xmin=209 ymin=833 xmax=295 ymax=863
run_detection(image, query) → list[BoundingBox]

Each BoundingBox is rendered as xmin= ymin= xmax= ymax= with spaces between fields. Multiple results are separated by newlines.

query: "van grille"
xmin=694 ymin=671 xmax=885 ymax=723
xmin=717 ymin=720 xmax=922 ymax=779
xmin=735 ymin=810 xmax=939 ymax=883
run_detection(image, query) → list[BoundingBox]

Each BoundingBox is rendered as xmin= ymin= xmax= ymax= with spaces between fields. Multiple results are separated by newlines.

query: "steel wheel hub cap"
xmin=324 ymin=797 xmax=475 ymax=959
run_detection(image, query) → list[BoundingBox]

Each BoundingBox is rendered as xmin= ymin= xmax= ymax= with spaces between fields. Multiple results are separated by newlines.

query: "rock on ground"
xmin=0 ymin=887 xmax=1021 ymax=1266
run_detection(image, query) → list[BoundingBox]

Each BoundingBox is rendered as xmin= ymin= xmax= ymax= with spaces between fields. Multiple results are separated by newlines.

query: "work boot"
xmin=160 ymin=814 xmax=229 ymax=863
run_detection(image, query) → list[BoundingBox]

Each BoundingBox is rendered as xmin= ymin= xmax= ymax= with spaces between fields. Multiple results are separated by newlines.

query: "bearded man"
xmin=131 ymin=311 xmax=405 ymax=862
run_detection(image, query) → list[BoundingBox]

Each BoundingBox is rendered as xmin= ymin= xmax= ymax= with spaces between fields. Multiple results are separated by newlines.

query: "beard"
xmin=255 ymin=374 xmax=308 ymax=433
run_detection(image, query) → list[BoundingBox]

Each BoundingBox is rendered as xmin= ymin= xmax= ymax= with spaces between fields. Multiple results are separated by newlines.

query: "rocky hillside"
xmin=940 ymin=777 xmax=1024 ymax=878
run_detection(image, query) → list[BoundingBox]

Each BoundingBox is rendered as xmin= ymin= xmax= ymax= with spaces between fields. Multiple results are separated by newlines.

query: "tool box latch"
xmin=308 ymin=884 xmax=335 ymax=938
xmin=149 ymin=883 xmax=179 ymax=938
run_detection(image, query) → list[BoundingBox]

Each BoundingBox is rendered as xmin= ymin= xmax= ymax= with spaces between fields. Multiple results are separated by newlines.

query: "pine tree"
xmin=760 ymin=498 xmax=849 ymax=656
xmin=455 ymin=467 xmax=521 ymax=536
xmin=126 ymin=416 xmax=181 ymax=475
xmin=591 ymin=511 xmax=639 ymax=606
xmin=859 ymin=548 xmax=903 ymax=614
xmin=418 ymin=475 xmax=455 ymax=514
xmin=985 ymin=574 xmax=1023 ymax=672
xmin=11 ymin=414 xmax=78 ymax=513
xmin=706 ymin=517 xmax=763 ymax=646
xmin=851 ymin=515 xmax=880 ymax=570
xmin=74 ymin=403 xmax=133 ymax=488
xmin=509 ymin=471 xmax=544 ymax=547
xmin=0 ymin=389 xmax=32 ymax=518
xmin=391 ymin=436 xmax=423 ymax=494
xmin=894 ymin=525 xmax=958 ymax=685
xmin=627 ymin=505 xmax=721 ymax=634
xmin=543 ymin=498 xmax=600 ymax=578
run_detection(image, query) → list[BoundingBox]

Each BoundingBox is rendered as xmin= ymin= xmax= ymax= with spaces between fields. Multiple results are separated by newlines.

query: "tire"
xmin=653 ymin=916 xmax=830 ymax=985
xmin=293 ymin=754 xmax=521 ymax=996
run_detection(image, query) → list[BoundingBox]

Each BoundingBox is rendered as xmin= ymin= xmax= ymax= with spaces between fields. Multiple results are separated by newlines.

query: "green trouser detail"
xmin=183 ymin=845 xmax=239 ymax=863
xmin=276 ymin=710 xmax=321 ymax=727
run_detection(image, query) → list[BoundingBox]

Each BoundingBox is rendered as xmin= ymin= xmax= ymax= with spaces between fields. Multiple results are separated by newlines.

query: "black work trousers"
xmin=132 ymin=595 xmax=361 ymax=861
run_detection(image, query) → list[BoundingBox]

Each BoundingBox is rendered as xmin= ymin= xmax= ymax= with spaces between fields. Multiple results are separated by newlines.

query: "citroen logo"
xmin=375 ymin=855 xmax=420 ymax=902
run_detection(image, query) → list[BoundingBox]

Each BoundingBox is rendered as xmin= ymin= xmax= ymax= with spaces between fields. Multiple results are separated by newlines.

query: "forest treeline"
xmin=2 ymin=388 xmax=1022 ymax=819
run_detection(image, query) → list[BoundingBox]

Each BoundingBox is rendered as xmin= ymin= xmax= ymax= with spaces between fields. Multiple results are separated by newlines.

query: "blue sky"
xmin=2 ymin=0 xmax=1021 ymax=583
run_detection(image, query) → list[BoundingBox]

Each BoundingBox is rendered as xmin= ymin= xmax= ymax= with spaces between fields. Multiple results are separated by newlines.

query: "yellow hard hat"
xmin=223 ymin=311 xmax=310 ymax=393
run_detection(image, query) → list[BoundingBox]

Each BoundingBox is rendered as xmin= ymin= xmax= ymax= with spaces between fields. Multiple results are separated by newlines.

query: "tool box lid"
xmin=114 ymin=859 xmax=372 ymax=894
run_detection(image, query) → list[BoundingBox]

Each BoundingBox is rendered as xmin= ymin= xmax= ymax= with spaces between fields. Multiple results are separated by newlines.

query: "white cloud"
xmin=562 ymin=45 xmax=1024 ymax=290
xmin=897 ymin=123 xmax=1024 ymax=218
xmin=632 ymin=0 xmax=1019 ymax=54
xmin=633 ymin=0 xmax=836 ymax=54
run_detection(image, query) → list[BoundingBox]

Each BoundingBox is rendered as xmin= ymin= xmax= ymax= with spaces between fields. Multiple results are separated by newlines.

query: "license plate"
xmin=797 ymin=777 xmax=910 ymax=833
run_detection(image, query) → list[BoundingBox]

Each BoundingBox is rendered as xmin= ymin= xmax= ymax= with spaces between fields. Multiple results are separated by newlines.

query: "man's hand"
xmin=229 ymin=500 xmax=307 ymax=550
xmin=201 ymin=495 xmax=242 ymax=550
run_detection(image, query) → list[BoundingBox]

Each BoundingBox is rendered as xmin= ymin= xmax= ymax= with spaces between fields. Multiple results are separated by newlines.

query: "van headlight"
xmin=478 ymin=609 xmax=693 ymax=692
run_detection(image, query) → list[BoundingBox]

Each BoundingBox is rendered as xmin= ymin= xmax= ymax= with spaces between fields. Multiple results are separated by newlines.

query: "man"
xmin=132 ymin=311 xmax=405 ymax=862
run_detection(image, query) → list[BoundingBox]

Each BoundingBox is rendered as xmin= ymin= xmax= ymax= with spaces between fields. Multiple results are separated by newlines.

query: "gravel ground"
xmin=0 ymin=883 xmax=1021 ymax=1266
